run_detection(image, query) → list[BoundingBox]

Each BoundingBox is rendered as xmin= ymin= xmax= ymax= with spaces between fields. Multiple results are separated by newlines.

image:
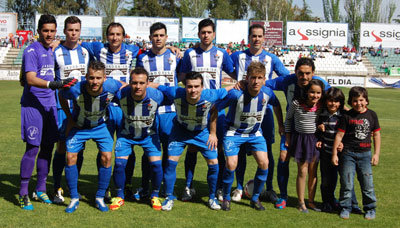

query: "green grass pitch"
xmin=0 ymin=81 xmax=399 ymax=227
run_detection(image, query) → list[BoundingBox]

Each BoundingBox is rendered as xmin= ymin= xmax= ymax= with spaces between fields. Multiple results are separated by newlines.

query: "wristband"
xmin=47 ymin=81 xmax=50 ymax=88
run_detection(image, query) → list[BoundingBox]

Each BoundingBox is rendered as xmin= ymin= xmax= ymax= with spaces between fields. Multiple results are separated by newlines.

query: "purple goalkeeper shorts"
xmin=21 ymin=105 xmax=59 ymax=146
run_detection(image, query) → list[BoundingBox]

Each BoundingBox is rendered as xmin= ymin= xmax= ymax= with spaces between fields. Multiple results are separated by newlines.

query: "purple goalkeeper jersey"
xmin=20 ymin=41 xmax=56 ymax=107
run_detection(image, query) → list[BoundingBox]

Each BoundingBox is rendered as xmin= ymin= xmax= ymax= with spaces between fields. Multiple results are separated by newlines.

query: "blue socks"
xmin=97 ymin=165 xmax=112 ymax=198
xmin=251 ymin=168 xmax=268 ymax=202
xmin=150 ymin=160 xmax=163 ymax=198
xmin=65 ymin=164 xmax=79 ymax=199
xmin=113 ymin=158 xmax=127 ymax=198
xmin=222 ymin=167 xmax=235 ymax=201
xmin=184 ymin=151 xmax=197 ymax=188
xmin=207 ymin=164 xmax=219 ymax=199
xmin=277 ymin=160 xmax=289 ymax=199
xmin=164 ymin=160 xmax=178 ymax=198
xmin=52 ymin=152 xmax=65 ymax=189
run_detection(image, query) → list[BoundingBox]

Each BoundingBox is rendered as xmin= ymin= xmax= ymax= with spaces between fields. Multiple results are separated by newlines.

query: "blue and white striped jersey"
xmin=81 ymin=42 xmax=140 ymax=83
xmin=117 ymin=87 xmax=164 ymax=139
xmin=60 ymin=79 xmax=122 ymax=128
xmin=231 ymin=49 xmax=289 ymax=81
xmin=219 ymin=87 xmax=278 ymax=137
xmin=54 ymin=44 xmax=90 ymax=109
xmin=158 ymin=85 xmax=228 ymax=132
xmin=180 ymin=46 xmax=234 ymax=89
xmin=136 ymin=49 xmax=179 ymax=114
xmin=54 ymin=44 xmax=89 ymax=82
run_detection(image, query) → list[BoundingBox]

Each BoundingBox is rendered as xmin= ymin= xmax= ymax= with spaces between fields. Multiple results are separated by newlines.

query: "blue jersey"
xmin=219 ymin=87 xmax=278 ymax=137
xmin=231 ymin=49 xmax=289 ymax=81
xmin=180 ymin=46 xmax=234 ymax=89
xmin=81 ymin=42 xmax=139 ymax=83
xmin=54 ymin=44 xmax=90 ymax=110
xmin=158 ymin=85 xmax=228 ymax=131
xmin=117 ymin=87 xmax=164 ymax=139
xmin=60 ymin=79 xmax=122 ymax=128
xmin=54 ymin=44 xmax=89 ymax=82
xmin=265 ymin=74 xmax=330 ymax=111
xmin=136 ymin=49 xmax=180 ymax=114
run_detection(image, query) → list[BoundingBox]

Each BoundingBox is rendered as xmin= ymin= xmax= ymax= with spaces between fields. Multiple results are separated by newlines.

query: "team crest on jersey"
xmin=214 ymin=54 xmax=220 ymax=61
xmin=262 ymin=98 xmax=267 ymax=105
xmin=263 ymin=59 xmax=269 ymax=65
xmin=201 ymin=103 xmax=210 ymax=112
xmin=147 ymin=103 xmax=153 ymax=111
xmin=168 ymin=58 xmax=174 ymax=65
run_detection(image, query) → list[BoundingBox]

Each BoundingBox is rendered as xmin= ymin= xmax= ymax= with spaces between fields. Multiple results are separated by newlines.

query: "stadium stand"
xmin=365 ymin=49 xmax=400 ymax=74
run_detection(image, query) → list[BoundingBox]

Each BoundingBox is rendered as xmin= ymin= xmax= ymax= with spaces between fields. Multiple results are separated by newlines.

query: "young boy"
xmin=332 ymin=86 xmax=381 ymax=220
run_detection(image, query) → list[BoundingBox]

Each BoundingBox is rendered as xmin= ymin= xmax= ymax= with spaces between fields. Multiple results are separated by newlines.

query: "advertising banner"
xmin=0 ymin=13 xmax=17 ymax=38
xmin=250 ymin=21 xmax=283 ymax=46
xmin=115 ymin=16 xmax=180 ymax=42
xmin=16 ymin=30 xmax=33 ymax=46
xmin=35 ymin=14 xmax=102 ymax=40
xmin=360 ymin=23 xmax=400 ymax=48
xmin=182 ymin=17 xmax=206 ymax=43
xmin=216 ymin=20 xmax=248 ymax=44
xmin=286 ymin=21 xmax=348 ymax=46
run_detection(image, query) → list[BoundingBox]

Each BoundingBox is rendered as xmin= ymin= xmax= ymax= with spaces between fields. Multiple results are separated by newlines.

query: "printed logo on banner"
xmin=288 ymin=28 xmax=346 ymax=40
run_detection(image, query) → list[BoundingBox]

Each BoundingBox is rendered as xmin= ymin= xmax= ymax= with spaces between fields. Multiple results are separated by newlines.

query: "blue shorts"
xmin=107 ymin=103 xmax=123 ymax=135
xmin=168 ymin=124 xmax=218 ymax=160
xmin=223 ymin=135 xmax=267 ymax=157
xmin=66 ymin=123 xmax=114 ymax=153
xmin=280 ymin=135 xmax=288 ymax=151
xmin=157 ymin=112 xmax=176 ymax=145
xmin=115 ymin=134 xmax=161 ymax=157
xmin=57 ymin=108 xmax=73 ymax=141
xmin=21 ymin=105 xmax=58 ymax=146
xmin=261 ymin=104 xmax=274 ymax=144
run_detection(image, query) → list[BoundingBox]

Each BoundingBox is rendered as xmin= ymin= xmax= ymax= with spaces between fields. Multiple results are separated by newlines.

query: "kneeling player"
xmin=110 ymin=68 xmax=164 ymax=211
xmin=60 ymin=61 xmax=122 ymax=213
xmin=220 ymin=62 xmax=283 ymax=210
xmin=150 ymin=72 xmax=234 ymax=211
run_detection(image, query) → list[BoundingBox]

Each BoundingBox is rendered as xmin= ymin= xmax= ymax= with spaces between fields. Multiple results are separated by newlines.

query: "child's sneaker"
xmin=340 ymin=209 xmax=350 ymax=219
xmin=53 ymin=188 xmax=65 ymax=204
xmin=104 ymin=188 xmax=112 ymax=204
xmin=364 ymin=209 xmax=376 ymax=220
xmin=216 ymin=189 xmax=223 ymax=201
xmin=151 ymin=197 xmax=162 ymax=211
xmin=221 ymin=199 xmax=231 ymax=211
xmin=208 ymin=197 xmax=221 ymax=210
xmin=250 ymin=199 xmax=265 ymax=211
xmin=275 ymin=198 xmax=287 ymax=209
xmin=65 ymin=198 xmax=79 ymax=213
xmin=33 ymin=191 xmax=52 ymax=204
xmin=161 ymin=197 xmax=175 ymax=211
xmin=95 ymin=198 xmax=109 ymax=212
xmin=231 ymin=189 xmax=243 ymax=202
xmin=109 ymin=197 xmax=125 ymax=211
xmin=181 ymin=186 xmax=195 ymax=202
xmin=133 ymin=187 xmax=149 ymax=201
xmin=19 ymin=195 xmax=33 ymax=210
xmin=351 ymin=206 xmax=363 ymax=214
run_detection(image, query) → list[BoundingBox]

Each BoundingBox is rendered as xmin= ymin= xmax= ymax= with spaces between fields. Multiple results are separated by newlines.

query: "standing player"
xmin=133 ymin=22 xmax=180 ymax=199
xmin=110 ymin=68 xmax=164 ymax=211
xmin=265 ymin=58 xmax=330 ymax=209
xmin=60 ymin=61 xmax=122 ymax=213
xmin=230 ymin=23 xmax=288 ymax=202
xmin=52 ymin=16 xmax=90 ymax=203
xmin=18 ymin=14 xmax=77 ymax=210
xmin=180 ymin=18 xmax=235 ymax=201
xmin=150 ymin=72 xmax=234 ymax=211
xmin=219 ymin=62 xmax=283 ymax=210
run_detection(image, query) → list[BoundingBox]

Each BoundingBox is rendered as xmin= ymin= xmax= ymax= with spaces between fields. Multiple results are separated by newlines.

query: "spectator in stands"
xmin=283 ymin=59 xmax=289 ymax=66
xmin=319 ymin=52 xmax=325 ymax=58
xmin=382 ymin=50 xmax=388 ymax=58
xmin=370 ymin=48 xmax=377 ymax=57
xmin=342 ymin=51 xmax=348 ymax=58
xmin=355 ymin=52 xmax=362 ymax=62
xmin=334 ymin=48 xmax=341 ymax=55
xmin=346 ymin=57 xmax=356 ymax=65
xmin=350 ymin=46 xmax=356 ymax=53
xmin=394 ymin=48 xmax=400 ymax=55
xmin=380 ymin=61 xmax=388 ymax=70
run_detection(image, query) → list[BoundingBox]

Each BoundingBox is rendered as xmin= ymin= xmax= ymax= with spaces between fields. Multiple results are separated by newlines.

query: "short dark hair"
xmin=130 ymin=67 xmax=149 ymax=82
xmin=249 ymin=24 xmax=265 ymax=36
xmin=198 ymin=19 xmax=215 ymax=33
xmin=87 ymin=60 xmax=105 ymax=73
xmin=106 ymin=22 xmax=125 ymax=37
xmin=325 ymin=87 xmax=345 ymax=110
xmin=64 ymin=16 xmax=81 ymax=29
xmin=295 ymin=57 xmax=315 ymax=72
xmin=38 ymin=14 xmax=57 ymax=31
xmin=302 ymin=79 xmax=325 ymax=102
xmin=348 ymin=86 xmax=369 ymax=106
xmin=183 ymin=72 xmax=203 ymax=86
xmin=150 ymin=22 xmax=167 ymax=36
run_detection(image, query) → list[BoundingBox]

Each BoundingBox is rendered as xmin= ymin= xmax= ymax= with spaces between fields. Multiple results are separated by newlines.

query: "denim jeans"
xmin=339 ymin=150 xmax=376 ymax=211
xmin=320 ymin=152 xmax=359 ymax=207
